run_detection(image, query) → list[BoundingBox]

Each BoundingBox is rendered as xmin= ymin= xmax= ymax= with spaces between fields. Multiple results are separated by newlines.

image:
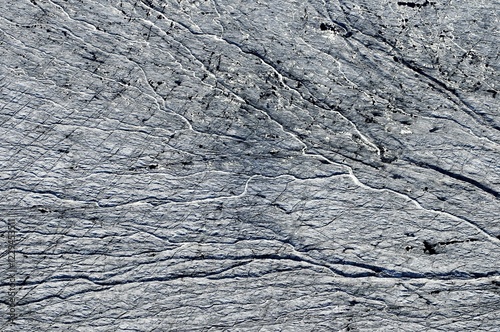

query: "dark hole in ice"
xmin=423 ymin=241 xmax=438 ymax=255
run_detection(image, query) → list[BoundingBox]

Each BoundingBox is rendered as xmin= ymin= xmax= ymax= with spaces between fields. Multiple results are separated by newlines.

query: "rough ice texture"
xmin=1 ymin=0 xmax=499 ymax=331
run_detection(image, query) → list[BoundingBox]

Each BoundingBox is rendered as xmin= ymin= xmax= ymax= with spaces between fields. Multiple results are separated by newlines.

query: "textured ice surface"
xmin=1 ymin=0 xmax=499 ymax=331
